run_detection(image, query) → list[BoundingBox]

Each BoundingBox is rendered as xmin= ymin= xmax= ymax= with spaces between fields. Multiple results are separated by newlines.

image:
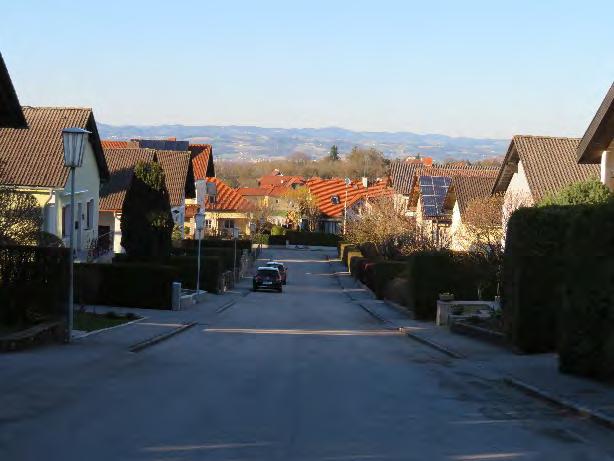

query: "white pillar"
xmin=600 ymin=150 xmax=614 ymax=191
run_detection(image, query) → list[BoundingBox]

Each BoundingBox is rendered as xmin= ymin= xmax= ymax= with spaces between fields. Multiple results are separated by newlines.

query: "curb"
xmin=504 ymin=377 xmax=614 ymax=430
xmin=216 ymin=300 xmax=237 ymax=313
xmin=401 ymin=329 xmax=464 ymax=359
xmin=129 ymin=321 xmax=196 ymax=353
xmin=356 ymin=302 xmax=396 ymax=329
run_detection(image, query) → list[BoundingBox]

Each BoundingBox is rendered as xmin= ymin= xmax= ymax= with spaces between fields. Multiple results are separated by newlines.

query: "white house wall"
xmin=502 ymin=160 xmax=533 ymax=236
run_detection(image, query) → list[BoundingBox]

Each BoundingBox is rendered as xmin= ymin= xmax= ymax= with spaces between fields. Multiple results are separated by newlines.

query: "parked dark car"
xmin=253 ymin=267 xmax=283 ymax=292
xmin=266 ymin=261 xmax=287 ymax=284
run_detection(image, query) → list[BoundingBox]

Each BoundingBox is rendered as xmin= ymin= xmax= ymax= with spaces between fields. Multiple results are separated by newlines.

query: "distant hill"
xmin=98 ymin=124 xmax=509 ymax=162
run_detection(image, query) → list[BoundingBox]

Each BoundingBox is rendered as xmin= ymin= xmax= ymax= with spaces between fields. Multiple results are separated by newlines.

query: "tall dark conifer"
xmin=121 ymin=161 xmax=173 ymax=261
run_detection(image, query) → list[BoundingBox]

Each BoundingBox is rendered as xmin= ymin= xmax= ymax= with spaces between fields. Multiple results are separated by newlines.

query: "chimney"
xmin=362 ymin=177 xmax=368 ymax=188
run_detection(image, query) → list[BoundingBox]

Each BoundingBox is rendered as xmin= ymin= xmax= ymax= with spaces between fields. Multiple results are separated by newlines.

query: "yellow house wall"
xmin=16 ymin=140 xmax=101 ymax=251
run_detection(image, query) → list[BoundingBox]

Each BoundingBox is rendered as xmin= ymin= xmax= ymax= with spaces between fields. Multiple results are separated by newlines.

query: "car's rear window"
xmin=258 ymin=269 xmax=278 ymax=277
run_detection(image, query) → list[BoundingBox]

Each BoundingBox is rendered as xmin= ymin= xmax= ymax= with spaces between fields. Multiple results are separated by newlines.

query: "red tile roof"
xmin=492 ymin=135 xmax=600 ymax=201
xmin=101 ymin=140 xmax=138 ymax=149
xmin=0 ymin=107 xmax=109 ymax=187
xmin=100 ymin=148 xmax=157 ymax=212
xmin=236 ymin=186 xmax=273 ymax=197
xmin=306 ymin=177 xmax=393 ymax=218
xmin=202 ymin=177 xmax=254 ymax=212
xmin=156 ymin=150 xmax=195 ymax=207
xmin=258 ymin=170 xmax=305 ymax=187
xmin=189 ymin=144 xmax=215 ymax=179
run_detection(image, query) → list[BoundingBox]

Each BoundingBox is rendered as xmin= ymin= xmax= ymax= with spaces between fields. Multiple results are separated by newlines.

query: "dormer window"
xmin=331 ymin=195 xmax=340 ymax=204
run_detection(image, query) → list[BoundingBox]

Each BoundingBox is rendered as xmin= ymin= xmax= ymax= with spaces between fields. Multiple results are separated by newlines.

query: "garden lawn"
xmin=74 ymin=312 xmax=139 ymax=332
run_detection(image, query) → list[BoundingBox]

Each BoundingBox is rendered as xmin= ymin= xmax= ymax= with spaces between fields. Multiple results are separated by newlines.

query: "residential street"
xmin=2 ymin=248 xmax=614 ymax=461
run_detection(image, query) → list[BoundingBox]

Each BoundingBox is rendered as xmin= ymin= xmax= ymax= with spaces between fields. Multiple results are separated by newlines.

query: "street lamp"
xmin=232 ymin=227 xmax=240 ymax=281
xmin=62 ymin=127 xmax=90 ymax=343
xmin=194 ymin=211 xmax=205 ymax=294
xmin=343 ymin=177 xmax=351 ymax=235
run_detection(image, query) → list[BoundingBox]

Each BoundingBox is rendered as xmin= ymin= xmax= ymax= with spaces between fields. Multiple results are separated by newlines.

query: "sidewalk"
xmin=78 ymin=275 xmax=253 ymax=349
xmin=330 ymin=257 xmax=614 ymax=428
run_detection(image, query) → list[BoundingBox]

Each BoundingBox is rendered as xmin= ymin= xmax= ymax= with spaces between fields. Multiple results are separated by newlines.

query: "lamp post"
xmin=232 ymin=227 xmax=239 ymax=281
xmin=343 ymin=177 xmax=351 ymax=235
xmin=62 ymin=127 xmax=90 ymax=343
xmin=194 ymin=211 xmax=205 ymax=293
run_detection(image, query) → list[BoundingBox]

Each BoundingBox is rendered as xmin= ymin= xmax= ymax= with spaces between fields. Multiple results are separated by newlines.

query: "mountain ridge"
xmin=98 ymin=123 xmax=509 ymax=162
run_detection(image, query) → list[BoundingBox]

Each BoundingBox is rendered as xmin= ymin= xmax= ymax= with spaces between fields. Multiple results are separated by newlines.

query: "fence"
xmin=0 ymin=245 xmax=69 ymax=327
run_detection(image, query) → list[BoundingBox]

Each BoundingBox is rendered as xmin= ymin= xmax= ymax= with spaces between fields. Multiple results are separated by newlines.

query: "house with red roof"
xmin=185 ymin=177 xmax=254 ymax=238
xmin=236 ymin=184 xmax=298 ymax=226
xmin=257 ymin=169 xmax=305 ymax=188
xmin=306 ymin=177 xmax=393 ymax=233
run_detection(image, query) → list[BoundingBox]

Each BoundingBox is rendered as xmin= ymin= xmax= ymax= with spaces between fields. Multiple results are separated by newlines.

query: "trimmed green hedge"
xmin=503 ymin=206 xmax=577 ymax=353
xmin=169 ymin=247 xmax=238 ymax=271
xmin=168 ymin=255 xmax=224 ymax=294
xmin=559 ymin=203 xmax=614 ymax=380
xmin=286 ymin=231 xmax=341 ymax=247
xmin=76 ymin=263 xmax=178 ymax=309
xmin=349 ymin=256 xmax=371 ymax=283
xmin=0 ymin=245 xmax=69 ymax=326
xmin=268 ymin=235 xmax=287 ymax=245
xmin=180 ymin=238 xmax=252 ymax=254
xmin=365 ymin=261 xmax=407 ymax=299
xmin=338 ymin=242 xmax=352 ymax=259
xmin=404 ymin=250 xmax=497 ymax=320
xmin=359 ymin=242 xmax=381 ymax=261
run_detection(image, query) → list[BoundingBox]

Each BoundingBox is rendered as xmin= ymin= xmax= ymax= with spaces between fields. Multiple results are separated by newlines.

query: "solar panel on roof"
xmin=418 ymin=175 xmax=452 ymax=218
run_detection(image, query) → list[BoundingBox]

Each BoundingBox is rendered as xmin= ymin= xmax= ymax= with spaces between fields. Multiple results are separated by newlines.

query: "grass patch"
xmin=74 ymin=311 xmax=139 ymax=332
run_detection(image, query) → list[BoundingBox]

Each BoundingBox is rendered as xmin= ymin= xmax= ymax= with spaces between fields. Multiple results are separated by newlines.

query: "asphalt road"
xmin=2 ymin=248 xmax=614 ymax=461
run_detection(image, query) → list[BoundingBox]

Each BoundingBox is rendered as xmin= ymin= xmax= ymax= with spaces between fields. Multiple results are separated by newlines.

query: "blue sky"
xmin=2 ymin=0 xmax=613 ymax=138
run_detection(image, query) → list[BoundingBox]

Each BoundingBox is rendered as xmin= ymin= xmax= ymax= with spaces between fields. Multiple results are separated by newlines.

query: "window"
xmin=86 ymin=199 xmax=94 ymax=229
xmin=223 ymin=219 xmax=235 ymax=229
xmin=61 ymin=205 xmax=71 ymax=237
xmin=205 ymin=219 xmax=212 ymax=229
xmin=330 ymin=195 xmax=340 ymax=204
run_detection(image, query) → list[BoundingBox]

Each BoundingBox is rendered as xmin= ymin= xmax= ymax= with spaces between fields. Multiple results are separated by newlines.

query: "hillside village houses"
xmin=185 ymin=177 xmax=254 ymax=237
xmin=98 ymin=147 xmax=195 ymax=255
xmin=389 ymin=161 xmax=500 ymax=250
xmin=0 ymin=107 xmax=110 ymax=255
xmin=306 ymin=177 xmax=393 ymax=233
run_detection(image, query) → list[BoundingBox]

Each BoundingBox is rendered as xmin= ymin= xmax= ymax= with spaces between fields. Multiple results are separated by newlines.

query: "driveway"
xmin=1 ymin=248 xmax=614 ymax=460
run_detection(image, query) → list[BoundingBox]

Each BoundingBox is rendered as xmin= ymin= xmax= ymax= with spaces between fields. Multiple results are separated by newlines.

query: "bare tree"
xmin=0 ymin=188 xmax=43 ymax=245
xmin=460 ymin=194 xmax=505 ymax=260
xmin=346 ymin=197 xmax=446 ymax=258
xmin=283 ymin=187 xmax=320 ymax=231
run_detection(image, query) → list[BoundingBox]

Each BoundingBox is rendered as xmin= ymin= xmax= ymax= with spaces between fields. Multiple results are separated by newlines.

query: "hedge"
xmin=168 ymin=247 xmax=238 ymax=270
xmin=502 ymin=206 xmax=577 ymax=353
xmin=268 ymin=235 xmax=287 ymax=245
xmin=286 ymin=231 xmax=341 ymax=247
xmin=404 ymin=250 xmax=497 ymax=320
xmin=349 ymin=256 xmax=371 ymax=283
xmin=359 ymin=242 xmax=381 ymax=261
xmin=180 ymin=238 xmax=252 ymax=254
xmin=76 ymin=263 xmax=178 ymax=309
xmin=338 ymin=242 xmax=352 ymax=259
xmin=167 ymin=255 xmax=225 ymax=294
xmin=0 ymin=245 xmax=69 ymax=326
xmin=365 ymin=261 xmax=407 ymax=299
xmin=559 ymin=203 xmax=614 ymax=380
